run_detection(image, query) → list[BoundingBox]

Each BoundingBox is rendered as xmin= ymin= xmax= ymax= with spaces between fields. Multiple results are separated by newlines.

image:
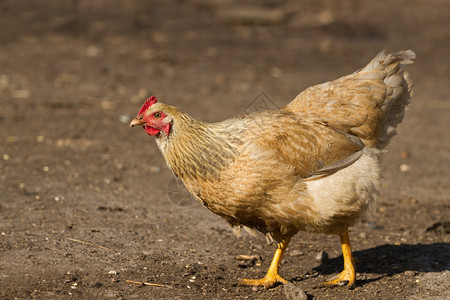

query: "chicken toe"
xmin=240 ymin=273 xmax=288 ymax=289
xmin=323 ymin=229 xmax=355 ymax=287
xmin=239 ymin=237 xmax=291 ymax=289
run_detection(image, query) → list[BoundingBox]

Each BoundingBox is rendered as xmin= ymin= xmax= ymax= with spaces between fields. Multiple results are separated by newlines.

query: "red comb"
xmin=138 ymin=96 xmax=158 ymax=115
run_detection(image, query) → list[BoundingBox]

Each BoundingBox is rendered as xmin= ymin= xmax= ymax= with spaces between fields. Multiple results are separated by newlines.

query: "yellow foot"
xmin=240 ymin=274 xmax=288 ymax=289
xmin=323 ymin=269 xmax=355 ymax=287
xmin=324 ymin=229 xmax=356 ymax=287
xmin=240 ymin=237 xmax=291 ymax=289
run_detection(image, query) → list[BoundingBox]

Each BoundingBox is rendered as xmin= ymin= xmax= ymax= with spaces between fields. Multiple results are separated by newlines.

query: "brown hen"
xmin=130 ymin=50 xmax=415 ymax=288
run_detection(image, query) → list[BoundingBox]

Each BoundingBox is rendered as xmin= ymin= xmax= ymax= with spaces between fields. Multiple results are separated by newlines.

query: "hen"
xmin=130 ymin=50 xmax=415 ymax=288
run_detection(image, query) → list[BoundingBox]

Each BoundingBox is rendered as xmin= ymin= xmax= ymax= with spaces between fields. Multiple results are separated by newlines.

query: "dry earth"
xmin=0 ymin=1 xmax=449 ymax=299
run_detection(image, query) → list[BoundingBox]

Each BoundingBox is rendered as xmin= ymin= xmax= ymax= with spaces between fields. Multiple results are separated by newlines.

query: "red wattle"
xmin=144 ymin=126 xmax=160 ymax=136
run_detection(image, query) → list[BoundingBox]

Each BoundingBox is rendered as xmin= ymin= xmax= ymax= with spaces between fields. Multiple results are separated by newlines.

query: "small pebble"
xmin=43 ymin=166 xmax=50 ymax=172
xmin=289 ymin=250 xmax=304 ymax=257
xmin=399 ymin=163 xmax=411 ymax=173
xmin=108 ymin=270 xmax=117 ymax=275
xmin=284 ymin=283 xmax=307 ymax=300
xmin=251 ymin=286 xmax=259 ymax=292
xmin=404 ymin=270 xmax=417 ymax=276
xmin=400 ymin=150 xmax=411 ymax=159
xmin=36 ymin=136 xmax=45 ymax=142
xmin=2 ymin=154 xmax=9 ymax=160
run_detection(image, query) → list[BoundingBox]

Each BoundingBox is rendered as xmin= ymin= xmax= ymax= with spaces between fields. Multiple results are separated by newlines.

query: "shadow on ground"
xmin=311 ymin=242 xmax=450 ymax=286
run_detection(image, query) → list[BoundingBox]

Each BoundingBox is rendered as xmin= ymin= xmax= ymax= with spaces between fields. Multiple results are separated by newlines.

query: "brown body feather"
xmin=144 ymin=50 xmax=414 ymax=242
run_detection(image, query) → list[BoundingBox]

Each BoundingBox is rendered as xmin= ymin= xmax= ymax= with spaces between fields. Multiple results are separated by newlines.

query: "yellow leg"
xmin=323 ymin=228 xmax=356 ymax=287
xmin=240 ymin=237 xmax=291 ymax=289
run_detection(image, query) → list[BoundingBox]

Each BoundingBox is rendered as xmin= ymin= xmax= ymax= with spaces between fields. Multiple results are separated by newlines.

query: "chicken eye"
xmin=153 ymin=112 xmax=161 ymax=118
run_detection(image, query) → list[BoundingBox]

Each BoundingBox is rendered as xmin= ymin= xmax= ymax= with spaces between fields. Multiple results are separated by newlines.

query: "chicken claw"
xmin=323 ymin=268 xmax=355 ymax=287
xmin=323 ymin=229 xmax=355 ymax=287
xmin=239 ymin=237 xmax=291 ymax=289
xmin=240 ymin=273 xmax=288 ymax=289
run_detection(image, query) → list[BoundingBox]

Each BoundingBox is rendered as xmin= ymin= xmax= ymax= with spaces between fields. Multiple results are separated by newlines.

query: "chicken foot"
xmin=239 ymin=237 xmax=291 ymax=289
xmin=323 ymin=228 xmax=355 ymax=287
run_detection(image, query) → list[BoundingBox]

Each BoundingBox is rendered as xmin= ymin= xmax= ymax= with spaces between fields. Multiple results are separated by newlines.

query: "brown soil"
xmin=0 ymin=1 xmax=449 ymax=299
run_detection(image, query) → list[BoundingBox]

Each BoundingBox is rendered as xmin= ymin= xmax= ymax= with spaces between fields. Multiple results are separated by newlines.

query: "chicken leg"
xmin=240 ymin=237 xmax=291 ymax=288
xmin=323 ymin=228 xmax=355 ymax=287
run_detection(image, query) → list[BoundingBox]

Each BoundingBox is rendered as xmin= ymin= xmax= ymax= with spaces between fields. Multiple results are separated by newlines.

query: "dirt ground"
xmin=0 ymin=0 xmax=449 ymax=299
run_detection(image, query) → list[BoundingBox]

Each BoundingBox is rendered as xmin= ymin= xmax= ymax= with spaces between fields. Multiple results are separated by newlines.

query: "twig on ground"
xmin=235 ymin=254 xmax=261 ymax=261
xmin=235 ymin=254 xmax=262 ymax=267
xmin=67 ymin=237 xmax=116 ymax=253
xmin=125 ymin=279 xmax=165 ymax=287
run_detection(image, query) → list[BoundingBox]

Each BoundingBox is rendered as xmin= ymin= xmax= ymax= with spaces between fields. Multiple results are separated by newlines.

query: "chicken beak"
xmin=130 ymin=117 xmax=145 ymax=127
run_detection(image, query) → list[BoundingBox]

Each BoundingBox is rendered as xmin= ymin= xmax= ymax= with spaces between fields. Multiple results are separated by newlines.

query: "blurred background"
xmin=0 ymin=1 xmax=448 ymax=299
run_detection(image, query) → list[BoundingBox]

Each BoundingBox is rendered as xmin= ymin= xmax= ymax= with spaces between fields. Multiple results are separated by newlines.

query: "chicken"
xmin=130 ymin=50 xmax=415 ymax=288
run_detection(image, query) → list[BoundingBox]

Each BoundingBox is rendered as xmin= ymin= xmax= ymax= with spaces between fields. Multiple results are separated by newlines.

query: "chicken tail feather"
xmin=361 ymin=50 xmax=415 ymax=148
